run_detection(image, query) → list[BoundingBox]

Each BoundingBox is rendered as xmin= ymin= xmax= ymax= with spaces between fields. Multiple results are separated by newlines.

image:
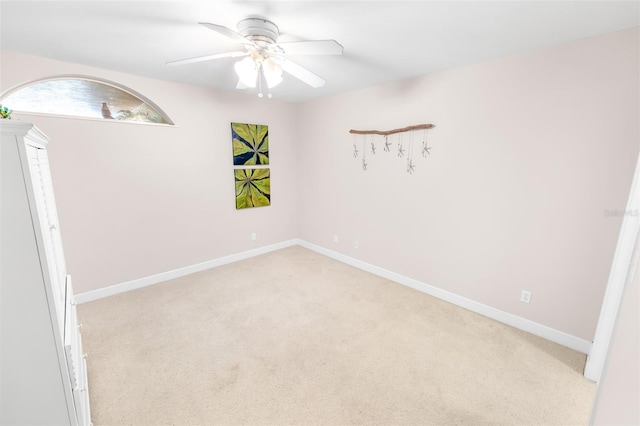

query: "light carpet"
xmin=77 ymin=246 xmax=596 ymax=425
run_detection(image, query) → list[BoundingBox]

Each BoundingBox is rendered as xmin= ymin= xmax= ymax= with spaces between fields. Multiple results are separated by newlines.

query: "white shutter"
xmin=26 ymin=145 xmax=67 ymax=334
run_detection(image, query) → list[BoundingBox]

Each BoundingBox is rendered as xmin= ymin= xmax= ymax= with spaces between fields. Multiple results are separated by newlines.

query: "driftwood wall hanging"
xmin=349 ymin=124 xmax=435 ymax=174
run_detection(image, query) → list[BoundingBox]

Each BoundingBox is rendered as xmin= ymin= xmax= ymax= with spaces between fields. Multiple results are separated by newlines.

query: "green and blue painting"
xmin=235 ymin=168 xmax=271 ymax=209
xmin=232 ymin=122 xmax=269 ymax=165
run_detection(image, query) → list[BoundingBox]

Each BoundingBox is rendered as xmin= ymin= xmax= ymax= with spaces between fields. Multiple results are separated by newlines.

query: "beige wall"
xmin=296 ymin=28 xmax=639 ymax=342
xmin=0 ymin=51 xmax=299 ymax=293
xmin=1 ymin=28 xmax=638 ymax=343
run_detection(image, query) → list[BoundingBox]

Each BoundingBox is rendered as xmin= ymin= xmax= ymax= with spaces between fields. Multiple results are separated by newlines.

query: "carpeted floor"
xmin=77 ymin=246 xmax=596 ymax=425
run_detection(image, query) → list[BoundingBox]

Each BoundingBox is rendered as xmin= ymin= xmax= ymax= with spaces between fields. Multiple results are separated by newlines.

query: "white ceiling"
xmin=1 ymin=1 xmax=638 ymax=103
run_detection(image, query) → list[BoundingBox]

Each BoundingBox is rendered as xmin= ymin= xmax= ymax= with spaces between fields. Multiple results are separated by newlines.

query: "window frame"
xmin=0 ymin=74 xmax=175 ymax=126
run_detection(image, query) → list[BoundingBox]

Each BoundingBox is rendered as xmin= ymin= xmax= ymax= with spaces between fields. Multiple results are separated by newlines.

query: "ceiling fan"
xmin=167 ymin=18 xmax=343 ymax=96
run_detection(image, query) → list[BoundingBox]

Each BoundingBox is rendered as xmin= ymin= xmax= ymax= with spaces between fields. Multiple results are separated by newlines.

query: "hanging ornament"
xmin=397 ymin=133 xmax=405 ymax=158
xmin=383 ymin=135 xmax=392 ymax=152
xmin=407 ymin=159 xmax=415 ymax=174
xmin=406 ymin=130 xmax=415 ymax=174
xmin=421 ymin=129 xmax=431 ymax=157
xmin=353 ymin=134 xmax=359 ymax=158
xmin=362 ymin=134 xmax=368 ymax=171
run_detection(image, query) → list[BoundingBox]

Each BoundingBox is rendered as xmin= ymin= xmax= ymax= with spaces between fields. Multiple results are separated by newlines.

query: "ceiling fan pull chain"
xmin=267 ymin=66 xmax=274 ymax=98
xmin=258 ymin=65 xmax=264 ymax=98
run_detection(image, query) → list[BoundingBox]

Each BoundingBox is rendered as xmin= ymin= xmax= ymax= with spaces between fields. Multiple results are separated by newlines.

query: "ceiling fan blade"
xmin=198 ymin=22 xmax=256 ymax=47
xmin=166 ymin=51 xmax=248 ymax=66
xmin=280 ymin=58 xmax=325 ymax=88
xmin=275 ymin=40 xmax=343 ymax=56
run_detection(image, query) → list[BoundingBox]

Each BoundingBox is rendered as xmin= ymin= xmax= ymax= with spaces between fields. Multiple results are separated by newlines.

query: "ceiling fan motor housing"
xmin=237 ymin=18 xmax=279 ymax=46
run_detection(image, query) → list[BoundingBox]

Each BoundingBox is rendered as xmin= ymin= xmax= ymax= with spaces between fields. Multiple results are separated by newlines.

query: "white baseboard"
xmin=76 ymin=237 xmax=591 ymax=354
xmin=297 ymin=240 xmax=592 ymax=355
xmin=75 ymin=239 xmax=299 ymax=304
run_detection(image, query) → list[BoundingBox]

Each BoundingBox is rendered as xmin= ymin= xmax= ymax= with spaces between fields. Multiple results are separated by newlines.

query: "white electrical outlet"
xmin=520 ymin=290 xmax=532 ymax=304
xmin=354 ymin=240 xmax=360 ymax=249
xmin=251 ymin=232 xmax=257 ymax=241
xmin=333 ymin=235 xmax=339 ymax=243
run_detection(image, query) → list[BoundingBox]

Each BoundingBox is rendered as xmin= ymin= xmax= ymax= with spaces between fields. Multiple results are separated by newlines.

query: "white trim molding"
xmin=75 ymin=240 xmax=298 ymax=304
xmin=584 ymin=153 xmax=640 ymax=382
xmin=297 ymin=240 xmax=592 ymax=354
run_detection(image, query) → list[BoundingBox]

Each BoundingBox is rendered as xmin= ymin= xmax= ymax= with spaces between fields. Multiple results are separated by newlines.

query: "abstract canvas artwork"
xmin=234 ymin=168 xmax=271 ymax=209
xmin=231 ymin=122 xmax=269 ymax=165
xmin=231 ymin=122 xmax=271 ymax=209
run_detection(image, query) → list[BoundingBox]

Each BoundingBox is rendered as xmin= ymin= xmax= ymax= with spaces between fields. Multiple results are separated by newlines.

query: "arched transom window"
xmin=1 ymin=76 xmax=174 ymax=125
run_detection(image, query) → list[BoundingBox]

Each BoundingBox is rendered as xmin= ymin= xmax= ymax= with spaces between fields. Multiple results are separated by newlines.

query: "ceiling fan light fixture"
xmin=234 ymin=56 xmax=258 ymax=88
xmin=262 ymin=57 xmax=283 ymax=88
xmin=265 ymin=73 xmax=283 ymax=89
